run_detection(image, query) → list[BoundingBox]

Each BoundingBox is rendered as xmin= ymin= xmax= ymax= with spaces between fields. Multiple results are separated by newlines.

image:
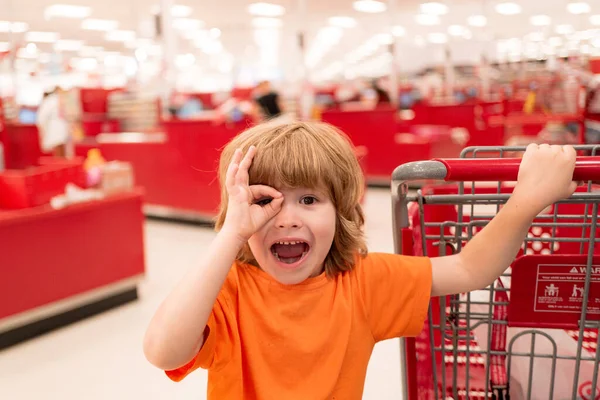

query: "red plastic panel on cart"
xmin=509 ymin=254 xmax=600 ymax=329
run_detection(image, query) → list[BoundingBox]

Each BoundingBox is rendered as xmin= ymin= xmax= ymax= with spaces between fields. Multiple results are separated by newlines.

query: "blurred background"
xmin=0 ymin=0 xmax=600 ymax=399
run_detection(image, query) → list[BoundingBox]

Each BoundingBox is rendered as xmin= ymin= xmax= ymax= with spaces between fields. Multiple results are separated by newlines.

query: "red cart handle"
xmin=431 ymin=157 xmax=600 ymax=182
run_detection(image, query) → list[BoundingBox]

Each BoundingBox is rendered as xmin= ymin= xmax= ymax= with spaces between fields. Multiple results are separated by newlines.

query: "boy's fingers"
xmin=236 ymin=146 xmax=256 ymax=185
xmin=249 ymin=185 xmax=282 ymax=201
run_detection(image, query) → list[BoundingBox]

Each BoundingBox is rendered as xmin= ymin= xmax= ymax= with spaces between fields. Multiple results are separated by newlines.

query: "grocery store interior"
xmin=1 ymin=0 xmax=600 ymax=399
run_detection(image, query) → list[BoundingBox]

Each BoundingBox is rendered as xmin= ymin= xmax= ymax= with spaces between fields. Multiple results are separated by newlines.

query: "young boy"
xmin=143 ymin=120 xmax=578 ymax=399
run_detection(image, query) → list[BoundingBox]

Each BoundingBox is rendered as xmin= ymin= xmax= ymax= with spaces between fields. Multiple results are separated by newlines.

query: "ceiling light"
xmin=54 ymin=40 xmax=83 ymax=51
xmin=448 ymin=25 xmax=469 ymax=36
xmin=44 ymin=4 xmax=91 ymax=20
xmin=0 ymin=21 xmax=29 ymax=33
xmin=171 ymin=5 xmax=192 ymax=17
xmin=199 ymin=41 xmax=223 ymax=54
xmin=82 ymin=19 xmax=118 ymax=31
xmin=416 ymin=14 xmax=440 ymax=25
xmin=25 ymin=31 xmax=59 ymax=43
xmin=420 ymin=2 xmax=449 ymax=15
xmin=567 ymin=2 xmax=591 ymax=15
xmin=210 ymin=28 xmax=221 ymax=39
xmin=175 ymin=53 xmax=195 ymax=69
xmin=468 ymin=15 xmax=487 ymax=27
xmin=591 ymin=15 xmax=600 ymax=25
xmin=392 ymin=25 xmax=406 ymax=36
xmin=251 ymin=17 xmax=283 ymax=28
xmin=329 ymin=16 xmax=357 ymax=28
xmin=556 ymin=24 xmax=574 ymax=35
xmin=495 ymin=2 xmax=522 ymax=15
xmin=374 ymin=33 xmax=393 ymax=45
xmin=526 ymin=32 xmax=545 ymax=42
xmin=173 ymin=18 xmax=204 ymax=30
xmin=353 ymin=0 xmax=387 ymax=13
xmin=427 ymin=32 xmax=448 ymax=44
xmin=71 ymin=57 xmax=98 ymax=71
xmin=530 ymin=15 xmax=551 ymax=26
xmin=79 ymin=46 xmax=104 ymax=57
xmin=247 ymin=2 xmax=285 ymax=17
xmin=548 ymin=37 xmax=563 ymax=47
xmin=105 ymin=30 xmax=136 ymax=42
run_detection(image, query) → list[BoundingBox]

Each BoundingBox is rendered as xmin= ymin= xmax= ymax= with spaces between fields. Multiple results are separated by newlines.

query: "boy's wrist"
xmin=217 ymin=227 xmax=249 ymax=249
xmin=506 ymin=192 xmax=543 ymax=221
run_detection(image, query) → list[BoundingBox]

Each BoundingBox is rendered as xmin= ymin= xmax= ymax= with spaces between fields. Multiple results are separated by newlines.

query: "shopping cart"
xmin=392 ymin=145 xmax=600 ymax=400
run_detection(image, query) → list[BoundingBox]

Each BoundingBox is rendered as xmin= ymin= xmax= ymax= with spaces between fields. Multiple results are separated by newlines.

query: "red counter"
xmin=321 ymin=108 xmax=464 ymax=184
xmin=76 ymin=120 xmax=249 ymax=221
xmin=0 ymin=190 xmax=145 ymax=349
xmin=3 ymin=123 xmax=47 ymax=169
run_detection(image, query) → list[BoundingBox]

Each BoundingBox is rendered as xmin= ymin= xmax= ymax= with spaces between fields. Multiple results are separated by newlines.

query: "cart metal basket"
xmin=392 ymin=145 xmax=600 ymax=400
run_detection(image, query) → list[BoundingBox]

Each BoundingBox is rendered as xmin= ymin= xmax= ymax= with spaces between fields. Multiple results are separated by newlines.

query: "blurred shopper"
xmin=253 ymin=80 xmax=284 ymax=120
xmin=37 ymin=87 xmax=72 ymax=158
xmin=370 ymin=79 xmax=391 ymax=105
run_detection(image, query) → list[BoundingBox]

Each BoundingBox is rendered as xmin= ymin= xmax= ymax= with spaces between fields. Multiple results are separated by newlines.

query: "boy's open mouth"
xmin=270 ymin=241 xmax=310 ymax=264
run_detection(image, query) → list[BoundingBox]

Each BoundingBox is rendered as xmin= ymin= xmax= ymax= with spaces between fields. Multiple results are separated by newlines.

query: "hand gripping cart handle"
xmin=391 ymin=147 xmax=600 ymax=400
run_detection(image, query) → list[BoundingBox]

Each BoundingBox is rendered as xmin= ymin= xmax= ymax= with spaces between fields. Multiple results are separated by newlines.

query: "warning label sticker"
xmin=509 ymin=255 xmax=600 ymax=329
xmin=534 ymin=263 xmax=600 ymax=314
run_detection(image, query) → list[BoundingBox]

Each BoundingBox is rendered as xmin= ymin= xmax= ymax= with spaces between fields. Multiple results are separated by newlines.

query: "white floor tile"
xmin=0 ymin=188 xmax=410 ymax=400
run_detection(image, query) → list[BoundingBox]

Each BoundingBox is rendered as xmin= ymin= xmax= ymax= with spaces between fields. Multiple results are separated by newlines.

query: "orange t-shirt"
xmin=165 ymin=252 xmax=432 ymax=399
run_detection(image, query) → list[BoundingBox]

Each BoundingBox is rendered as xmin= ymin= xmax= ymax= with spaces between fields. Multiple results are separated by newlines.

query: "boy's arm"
xmin=430 ymin=144 xmax=578 ymax=297
xmin=143 ymin=146 xmax=283 ymax=371
xmin=143 ymin=230 xmax=245 ymax=371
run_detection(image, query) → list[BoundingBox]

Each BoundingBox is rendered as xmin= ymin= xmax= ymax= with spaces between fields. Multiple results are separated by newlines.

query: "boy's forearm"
xmin=143 ymin=229 xmax=245 ymax=371
xmin=457 ymin=196 xmax=537 ymax=290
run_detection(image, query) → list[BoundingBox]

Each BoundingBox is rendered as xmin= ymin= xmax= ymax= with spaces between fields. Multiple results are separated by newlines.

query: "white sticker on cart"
xmin=534 ymin=263 xmax=600 ymax=314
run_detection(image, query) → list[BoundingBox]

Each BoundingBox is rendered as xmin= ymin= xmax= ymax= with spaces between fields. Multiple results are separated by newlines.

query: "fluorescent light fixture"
xmin=567 ymin=2 xmax=591 ymax=15
xmin=495 ymin=2 xmax=521 ymax=15
xmin=549 ymin=37 xmax=563 ymax=47
xmin=526 ymin=32 xmax=545 ymax=42
xmin=71 ymin=57 xmax=98 ymax=71
xmin=427 ymin=32 xmax=448 ymax=44
xmin=591 ymin=15 xmax=600 ymax=25
xmin=448 ymin=25 xmax=469 ymax=36
xmin=420 ymin=2 xmax=449 ymax=15
xmin=530 ymin=15 xmax=551 ymax=26
xmin=556 ymin=24 xmax=574 ymax=35
xmin=468 ymin=15 xmax=487 ymax=27
xmin=54 ymin=39 xmax=83 ymax=51
xmin=374 ymin=33 xmax=393 ymax=45
xmin=353 ymin=0 xmax=386 ymax=13
xmin=329 ymin=16 xmax=357 ymax=28
xmin=199 ymin=41 xmax=223 ymax=54
xmin=210 ymin=28 xmax=221 ymax=39
xmin=44 ymin=4 xmax=91 ymax=20
xmin=416 ymin=14 xmax=440 ymax=25
xmin=82 ymin=19 xmax=118 ymax=31
xmin=173 ymin=18 xmax=204 ymax=30
xmin=172 ymin=5 xmax=192 ymax=17
xmin=0 ymin=21 xmax=29 ymax=33
xmin=247 ymin=2 xmax=285 ymax=17
xmin=0 ymin=42 xmax=10 ymax=52
xmin=175 ymin=53 xmax=195 ymax=68
xmin=25 ymin=31 xmax=59 ymax=43
xmin=251 ymin=17 xmax=282 ymax=28
xmin=105 ymin=30 xmax=136 ymax=42
xmin=79 ymin=46 xmax=104 ymax=57
xmin=152 ymin=5 xmax=192 ymax=17
xmin=392 ymin=25 xmax=406 ymax=36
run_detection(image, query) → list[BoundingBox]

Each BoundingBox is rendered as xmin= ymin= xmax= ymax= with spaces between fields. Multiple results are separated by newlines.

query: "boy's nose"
xmin=274 ymin=204 xmax=302 ymax=229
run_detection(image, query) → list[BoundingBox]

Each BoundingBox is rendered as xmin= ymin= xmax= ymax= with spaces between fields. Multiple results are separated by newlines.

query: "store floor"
xmin=0 ymin=188 xmax=410 ymax=400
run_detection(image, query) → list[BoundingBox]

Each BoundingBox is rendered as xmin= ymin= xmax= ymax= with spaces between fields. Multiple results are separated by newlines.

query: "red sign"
xmin=509 ymin=255 xmax=600 ymax=329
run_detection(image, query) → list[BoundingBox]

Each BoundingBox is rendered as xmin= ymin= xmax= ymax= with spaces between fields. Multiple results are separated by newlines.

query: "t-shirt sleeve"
xmin=357 ymin=252 xmax=432 ymax=342
xmin=164 ymin=270 xmax=238 ymax=382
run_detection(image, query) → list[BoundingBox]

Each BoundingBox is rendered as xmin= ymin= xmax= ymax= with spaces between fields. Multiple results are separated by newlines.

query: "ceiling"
xmin=0 ymin=0 xmax=599 ymax=85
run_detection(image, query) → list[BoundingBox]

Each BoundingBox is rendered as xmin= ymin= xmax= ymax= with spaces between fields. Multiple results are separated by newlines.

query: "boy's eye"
xmin=255 ymin=197 xmax=273 ymax=206
xmin=300 ymin=196 xmax=317 ymax=205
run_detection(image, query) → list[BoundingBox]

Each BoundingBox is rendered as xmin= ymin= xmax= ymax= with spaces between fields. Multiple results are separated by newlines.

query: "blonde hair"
xmin=215 ymin=120 xmax=367 ymax=277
